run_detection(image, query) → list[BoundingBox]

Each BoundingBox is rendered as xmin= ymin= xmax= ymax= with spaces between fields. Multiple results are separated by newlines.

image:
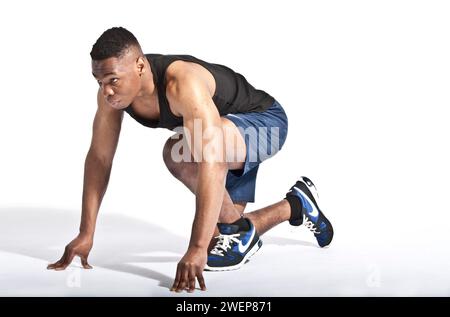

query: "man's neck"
xmin=137 ymin=58 xmax=156 ymax=98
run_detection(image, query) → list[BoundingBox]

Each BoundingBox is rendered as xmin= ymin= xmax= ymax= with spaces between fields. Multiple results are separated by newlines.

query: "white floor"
xmin=1 ymin=207 xmax=449 ymax=297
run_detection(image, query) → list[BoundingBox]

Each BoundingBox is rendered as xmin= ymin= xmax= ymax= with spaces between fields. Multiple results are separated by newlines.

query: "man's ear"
xmin=136 ymin=56 xmax=145 ymax=75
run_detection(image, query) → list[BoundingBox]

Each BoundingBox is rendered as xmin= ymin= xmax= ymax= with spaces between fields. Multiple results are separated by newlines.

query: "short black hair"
xmin=90 ymin=27 xmax=141 ymax=61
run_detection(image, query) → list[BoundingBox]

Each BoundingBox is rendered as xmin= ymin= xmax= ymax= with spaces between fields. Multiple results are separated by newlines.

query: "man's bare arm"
xmin=80 ymin=89 xmax=124 ymax=237
xmin=47 ymin=90 xmax=123 ymax=270
xmin=168 ymin=72 xmax=227 ymax=292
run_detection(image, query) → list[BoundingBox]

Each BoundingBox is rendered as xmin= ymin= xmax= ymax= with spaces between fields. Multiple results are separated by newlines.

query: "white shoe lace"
xmin=210 ymin=234 xmax=241 ymax=256
xmin=303 ymin=214 xmax=320 ymax=234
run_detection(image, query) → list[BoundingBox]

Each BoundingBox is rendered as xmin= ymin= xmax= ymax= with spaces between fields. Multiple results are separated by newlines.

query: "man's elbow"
xmin=215 ymin=161 xmax=228 ymax=174
xmin=199 ymin=161 xmax=228 ymax=179
xmin=86 ymin=149 xmax=113 ymax=169
xmin=200 ymin=160 xmax=228 ymax=170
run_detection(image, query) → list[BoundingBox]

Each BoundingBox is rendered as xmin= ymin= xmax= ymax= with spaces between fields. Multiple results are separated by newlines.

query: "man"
xmin=47 ymin=27 xmax=333 ymax=293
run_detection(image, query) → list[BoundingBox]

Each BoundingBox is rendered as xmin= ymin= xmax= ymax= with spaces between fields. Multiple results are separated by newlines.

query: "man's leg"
xmin=162 ymin=117 xmax=291 ymax=236
xmin=162 ymin=148 xmax=245 ymax=223
xmin=162 ymin=119 xmax=246 ymax=224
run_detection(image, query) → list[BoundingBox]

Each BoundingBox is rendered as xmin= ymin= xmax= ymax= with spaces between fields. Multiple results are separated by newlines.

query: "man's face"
xmin=92 ymin=51 xmax=142 ymax=109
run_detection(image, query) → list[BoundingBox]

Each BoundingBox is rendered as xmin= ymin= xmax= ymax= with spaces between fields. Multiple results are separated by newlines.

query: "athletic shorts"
xmin=223 ymin=100 xmax=288 ymax=203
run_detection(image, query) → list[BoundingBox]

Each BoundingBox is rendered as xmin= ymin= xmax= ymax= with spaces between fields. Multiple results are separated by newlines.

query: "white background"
xmin=0 ymin=0 xmax=449 ymax=296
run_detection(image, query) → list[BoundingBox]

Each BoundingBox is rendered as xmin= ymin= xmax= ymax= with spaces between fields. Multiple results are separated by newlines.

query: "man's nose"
xmin=102 ymin=85 xmax=114 ymax=97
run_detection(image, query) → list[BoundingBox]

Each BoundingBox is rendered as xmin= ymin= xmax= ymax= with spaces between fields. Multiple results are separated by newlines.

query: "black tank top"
xmin=124 ymin=54 xmax=275 ymax=130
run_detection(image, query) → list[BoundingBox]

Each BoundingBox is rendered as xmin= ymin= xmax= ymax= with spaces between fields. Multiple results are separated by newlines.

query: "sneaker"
xmin=285 ymin=176 xmax=334 ymax=247
xmin=205 ymin=218 xmax=262 ymax=271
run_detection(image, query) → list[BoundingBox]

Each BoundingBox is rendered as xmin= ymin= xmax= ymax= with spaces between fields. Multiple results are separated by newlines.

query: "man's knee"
xmin=162 ymin=137 xmax=181 ymax=176
xmin=162 ymin=134 xmax=198 ymax=180
xmin=221 ymin=117 xmax=246 ymax=170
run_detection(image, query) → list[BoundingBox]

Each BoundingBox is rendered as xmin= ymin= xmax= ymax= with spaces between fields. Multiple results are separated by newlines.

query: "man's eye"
xmin=97 ymin=81 xmax=103 ymax=87
xmin=111 ymin=78 xmax=119 ymax=84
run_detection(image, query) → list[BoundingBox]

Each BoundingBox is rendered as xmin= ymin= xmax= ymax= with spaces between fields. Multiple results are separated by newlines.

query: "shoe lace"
xmin=303 ymin=214 xmax=320 ymax=234
xmin=210 ymin=233 xmax=241 ymax=256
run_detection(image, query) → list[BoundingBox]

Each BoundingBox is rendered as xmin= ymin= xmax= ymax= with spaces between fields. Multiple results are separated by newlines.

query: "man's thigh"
xmin=221 ymin=117 xmax=247 ymax=171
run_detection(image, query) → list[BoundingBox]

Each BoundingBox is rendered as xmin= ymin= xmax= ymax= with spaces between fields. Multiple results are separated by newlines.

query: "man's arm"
xmin=168 ymin=71 xmax=228 ymax=292
xmin=80 ymin=89 xmax=124 ymax=237
xmin=47 ymin=89 xmax=123 ymax=270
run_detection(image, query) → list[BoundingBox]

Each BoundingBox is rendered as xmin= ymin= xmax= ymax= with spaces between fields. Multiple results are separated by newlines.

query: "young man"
xmin=47 ymin=27 xmax=333 ymax=293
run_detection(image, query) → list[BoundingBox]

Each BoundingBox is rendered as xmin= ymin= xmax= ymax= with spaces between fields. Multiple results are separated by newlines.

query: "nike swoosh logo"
xmin=238 ymin=227 xmax=256 ymax=253
xmin=293 ymin=187 xmax=319 ymax=218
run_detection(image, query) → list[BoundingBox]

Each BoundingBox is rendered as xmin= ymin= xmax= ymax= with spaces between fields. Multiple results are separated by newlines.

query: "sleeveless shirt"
xmin=124 ymin=54 xmax=275 ymax=130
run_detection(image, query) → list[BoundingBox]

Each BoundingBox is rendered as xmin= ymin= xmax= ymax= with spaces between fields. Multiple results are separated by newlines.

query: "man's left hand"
xmin=171 ymin=246 xmax=207 ymax=293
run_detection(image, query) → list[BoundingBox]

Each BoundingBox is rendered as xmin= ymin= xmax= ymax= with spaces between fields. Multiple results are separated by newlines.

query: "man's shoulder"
xmin=165 ymin=59 xmax=199 ymax=79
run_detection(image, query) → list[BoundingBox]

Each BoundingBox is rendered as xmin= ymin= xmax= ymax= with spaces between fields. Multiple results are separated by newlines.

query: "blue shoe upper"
xmin=207 ymin=218 xmax=260 ymax=268
xmin=286 ymin=177 xmax=334 ymax=247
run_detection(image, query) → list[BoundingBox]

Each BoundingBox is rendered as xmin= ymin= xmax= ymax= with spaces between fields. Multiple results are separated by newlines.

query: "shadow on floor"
xmin=0 ymin=207 xmax=313 ymax=289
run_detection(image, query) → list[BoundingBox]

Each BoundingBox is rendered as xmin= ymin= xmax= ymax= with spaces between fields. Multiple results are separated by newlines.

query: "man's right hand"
xmin=47 ymin=234 xmax=93 ymax=270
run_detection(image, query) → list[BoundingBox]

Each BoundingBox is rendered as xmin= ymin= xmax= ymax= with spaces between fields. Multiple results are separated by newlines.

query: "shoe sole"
xmin=204 ymin=240 xmax=263 ymax=272
xmin=299 ymin=176 xmax=320 ymax=205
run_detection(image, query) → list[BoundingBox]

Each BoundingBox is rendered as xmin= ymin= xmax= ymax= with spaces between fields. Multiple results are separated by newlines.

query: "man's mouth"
xmin=108 ymin=98 xmax=121 ymax=106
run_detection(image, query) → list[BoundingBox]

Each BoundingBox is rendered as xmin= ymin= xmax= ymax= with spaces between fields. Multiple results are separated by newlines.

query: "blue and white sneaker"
xmin=205 ymin=218 xmax=262 ymax=271
xmin=286 ymin=176 xmax=334 ymax=247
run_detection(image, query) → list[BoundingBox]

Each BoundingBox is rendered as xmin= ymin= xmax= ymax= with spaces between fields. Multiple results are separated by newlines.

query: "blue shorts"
xmin=223 ymin=100 xmax=288 ymax=203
